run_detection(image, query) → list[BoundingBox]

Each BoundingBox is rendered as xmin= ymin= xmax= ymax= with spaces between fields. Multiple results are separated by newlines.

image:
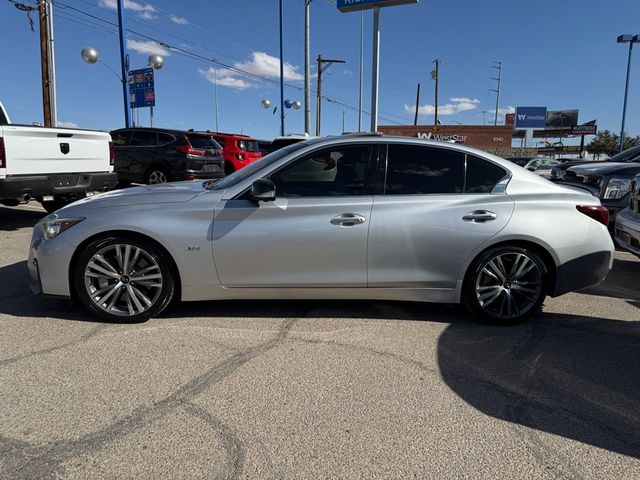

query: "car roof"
xmin=201 ymin=131 xmax=256 ymax=139
xmin=111 ymin=126 xmax=213 ymax=136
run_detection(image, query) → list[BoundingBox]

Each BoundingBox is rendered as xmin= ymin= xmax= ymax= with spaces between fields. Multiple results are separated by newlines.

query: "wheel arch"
xmin=68 ymin=230 xmax=183 ymax=304
xmin=461 ymin=239 xmax=558 ymax=297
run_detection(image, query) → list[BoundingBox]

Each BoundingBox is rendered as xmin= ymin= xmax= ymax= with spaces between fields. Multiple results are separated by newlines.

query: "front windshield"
xmin=608 ymin=145 xmax=640 ymax=163
xmin=206 ymin=139 xmax=323 ymax=190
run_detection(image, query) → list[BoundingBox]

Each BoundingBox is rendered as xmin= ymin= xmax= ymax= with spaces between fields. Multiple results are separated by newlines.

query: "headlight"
xmin=603 ymin=178 xmax=632 ymax=200
xmin=42 ymin=217 xmax=85 ymax=241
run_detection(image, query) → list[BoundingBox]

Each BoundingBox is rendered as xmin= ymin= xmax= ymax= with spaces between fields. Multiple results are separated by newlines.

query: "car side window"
xmin=129 ymin=131 xmax=158 ymax=147
xmin=465 ymin=155 xmax=507 ymax=193
xmin=111 ymin=131 xmax=130 ymax=146
xmin=158 ymin=133 xmax=175 ymax=145
xmin=385 ymin=145 xmax=465 ymax=194
xmin=270 ymin=145 xmax=373 ymax=197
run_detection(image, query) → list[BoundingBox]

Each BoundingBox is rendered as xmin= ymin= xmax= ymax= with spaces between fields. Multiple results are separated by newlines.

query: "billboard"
xmin=515 ymin=107 xmax=547 ymax=129
xmin=337 ymin=0 xmax=418 ymax=13
xmin=128 ymin=68 xmax=155 ymax=109
xmin=546 ymin=110 xmax=578 ymax=128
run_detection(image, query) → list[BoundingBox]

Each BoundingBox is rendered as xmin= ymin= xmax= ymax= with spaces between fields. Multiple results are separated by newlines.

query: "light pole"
xmin=82 ymin=48 xmax=163 ymax=127
xmin=279 ymin=0 xmax=285 ymax=136
xmin=304 ymin=0 xmax=313 ymax=136
xmin=617 ymin=34 xmax=640 ymax=152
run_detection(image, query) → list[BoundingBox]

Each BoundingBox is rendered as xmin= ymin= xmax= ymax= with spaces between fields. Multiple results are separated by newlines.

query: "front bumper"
xmin=1 ymin=172 xmax=118 ymax=201
xmin=614 ymin=208 xmax=640 ymax=257
xmin=28 ymin=222 xmax=74 ymax=298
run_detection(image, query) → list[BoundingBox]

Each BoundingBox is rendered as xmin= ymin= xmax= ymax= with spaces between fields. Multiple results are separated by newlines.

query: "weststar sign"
xmin=337 ymin=0 xmax=418 ymax=13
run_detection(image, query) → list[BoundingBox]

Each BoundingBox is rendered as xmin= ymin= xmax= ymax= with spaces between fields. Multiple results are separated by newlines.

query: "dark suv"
xmin=110 ymin=128 xmax=225 ymax=185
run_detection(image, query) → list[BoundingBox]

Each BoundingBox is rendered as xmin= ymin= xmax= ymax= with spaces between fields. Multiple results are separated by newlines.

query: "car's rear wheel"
xmin=73 ymin=236 xmax=175 ymax=323
xmin=463 ymin=246 xmax=547 ymax=324
xmin=145 ymin=167 xmax=170 ymax=185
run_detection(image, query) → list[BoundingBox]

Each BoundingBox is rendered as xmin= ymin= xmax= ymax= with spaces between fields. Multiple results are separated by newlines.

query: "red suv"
xmin=207 ymin=132 xmax=262 ymax=174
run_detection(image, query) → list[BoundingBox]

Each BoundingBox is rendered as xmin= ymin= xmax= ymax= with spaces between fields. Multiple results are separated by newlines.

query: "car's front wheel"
xmin=73 ymin=236 xmax=175 ymax=322
xmin=463 ymin=246 xmax=547 ymax=324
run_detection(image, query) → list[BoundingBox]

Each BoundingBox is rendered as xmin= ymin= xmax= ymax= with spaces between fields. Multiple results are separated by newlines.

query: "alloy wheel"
xmin=147 ymin=170 xmax=167 ymax=184
xmin=475 ymin=251 xmax=543 ymax=321
xmin=83 ymin=243 xmax=164 ymax=317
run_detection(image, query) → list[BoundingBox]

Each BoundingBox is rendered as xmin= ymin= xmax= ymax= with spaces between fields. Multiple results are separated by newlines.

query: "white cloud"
xmin=99 ymin=0 xmax=157 ymax=20
xmin=58 ymin=121 xmax=78 ymax=128
xmin=197 ymin=52 xmax=305 ymax=91
xmin=126 ymin=39 xmax=171 ymax=56
xmin=404 ymin=97 xmax=481 ymax=116
xmin=170 ymin=15 xmax=188 ymax=25
xmin=234 ymin=52 xmax=304 ymax=81
xmin=198 ymin=68 xmax=252 ymax=90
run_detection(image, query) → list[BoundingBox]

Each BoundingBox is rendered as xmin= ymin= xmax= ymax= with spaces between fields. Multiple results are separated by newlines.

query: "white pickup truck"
xmin=0 ymin=102 xmax=118 ymax=213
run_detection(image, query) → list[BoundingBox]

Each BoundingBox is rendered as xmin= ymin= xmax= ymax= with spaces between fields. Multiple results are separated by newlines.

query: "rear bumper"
xmin=0 ymin=172 xmax=118 ymax=201
xmin=614 ymin=208 xmax=640 ymax=257
xmin=553 ymin=250 xmax=613 ymax=296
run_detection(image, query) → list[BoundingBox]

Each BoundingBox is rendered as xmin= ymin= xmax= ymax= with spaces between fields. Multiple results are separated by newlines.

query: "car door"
xmin=367 ymin=144 xmax=515 ymax=288
xmin=212 ymin=144 xmax=377 ymax=287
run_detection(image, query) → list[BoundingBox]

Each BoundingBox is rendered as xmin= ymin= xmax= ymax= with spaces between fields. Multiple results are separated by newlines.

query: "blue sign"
xmin=337 ymin=0 xmax=418 ymax=13
xmin=128 ymin=68 xmax=155 ymax=109
xmin=514 ymin=107 xmax=547 ymax=129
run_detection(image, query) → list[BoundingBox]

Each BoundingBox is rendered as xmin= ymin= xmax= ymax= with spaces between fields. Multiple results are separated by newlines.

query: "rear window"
xmin=111 ymin=131 xmax=130 ymax=145
xmin=213 ymin=136 xmax=226 ymax=147
xmin=238 ymin=140 xmax=260 ymax=152
xmin=158 ymin=133 xmax=175 ymax=145
xmin=187 ymin=135 xmax=219 ymax=149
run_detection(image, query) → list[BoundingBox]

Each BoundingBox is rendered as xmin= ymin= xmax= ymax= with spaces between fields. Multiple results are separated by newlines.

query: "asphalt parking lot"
xmin=1 ymin=203 xmax=639 ymax=479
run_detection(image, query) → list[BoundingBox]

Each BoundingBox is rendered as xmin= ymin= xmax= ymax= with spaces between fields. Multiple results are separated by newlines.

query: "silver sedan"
xmin=28 ymin=135 xmax=614 ymax=324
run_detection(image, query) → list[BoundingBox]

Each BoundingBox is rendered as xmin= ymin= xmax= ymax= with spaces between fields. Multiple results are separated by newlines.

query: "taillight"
xmin=235 ymin=153 xmax=245 ymax=161
xmin=0 ymin=138 xmax=5 ymax=168
xmin=176 ymin=136 xmax=205 ymax=156
xmin=577 ymin=205 xmax=609 ymax=226
xmin=108 ymin=141 xmax=115 ymax=166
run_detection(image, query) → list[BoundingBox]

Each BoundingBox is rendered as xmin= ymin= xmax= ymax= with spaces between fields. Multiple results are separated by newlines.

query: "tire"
xmin=145 ymin=167 xmax=170 ymax=185
xmin=73 ymin=236 xmax=175 ymax=323
xmin=462 ymin=246 xmax=547 ymax=325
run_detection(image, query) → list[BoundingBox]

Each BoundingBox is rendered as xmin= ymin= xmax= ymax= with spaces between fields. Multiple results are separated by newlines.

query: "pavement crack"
xmin=181 ymin=401 xmax=246 ymax=480
xmin=0 ymin=324 xmax=108 ymax=368
xmin=5 ymin=317 xmax=297 ymax=479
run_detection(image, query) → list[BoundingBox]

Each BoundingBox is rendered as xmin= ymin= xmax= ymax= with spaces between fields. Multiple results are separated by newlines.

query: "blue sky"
xmin=1 ymin=0 xmax=640 ymax=141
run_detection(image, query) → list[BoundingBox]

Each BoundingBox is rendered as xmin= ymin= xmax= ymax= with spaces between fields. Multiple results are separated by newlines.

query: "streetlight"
xmin=617 ymin=34 xmax=640 ymax=152
xmin=81 ymin=47 xmax=164 ymax=127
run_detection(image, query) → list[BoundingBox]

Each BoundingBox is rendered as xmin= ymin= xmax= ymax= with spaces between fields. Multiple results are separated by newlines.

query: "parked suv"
xmin=614 ymin=174 xmax=640 ymax=257
xmin=111 ymin=128 xmax=225 ymax=185
xmin=550 ymin=145 xmax=640 ymax=181
xmin=204 ymin=132 xmax=262 ymax=174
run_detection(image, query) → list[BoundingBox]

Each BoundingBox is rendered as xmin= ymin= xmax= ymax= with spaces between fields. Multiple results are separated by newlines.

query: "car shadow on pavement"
xmin=0 ymin=206 xmax=45 ymax=231
xmin=437 ymin=312 xmax=640 ymax=460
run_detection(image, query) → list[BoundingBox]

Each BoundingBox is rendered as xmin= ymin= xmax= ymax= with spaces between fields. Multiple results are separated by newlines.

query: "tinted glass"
xmin=130 ymin=131 xmax=157 ymax=146
xmin=238 ymin=140 xmax=260 ymax=152
xmin=271 ymin=145 xmax=373 ymax=197
xmin=187 ymin=135 xmax=218 ymax=149
xmin=609 ymin=145 xmax=640 ymax=163
xmin=386 ymin=145 xmax=464 ymax=195
xmin=465 ymin=155 xmax=506 ymax=193
xmin=211 ymin=139 xmax=324 ymax=190
xmin=213 ymin=136 xmax=225 ymax=147
xmin=111 ymin=131 xmax=129 ymax=145
xmin=158 ymin=133 xmax=175 ymax=145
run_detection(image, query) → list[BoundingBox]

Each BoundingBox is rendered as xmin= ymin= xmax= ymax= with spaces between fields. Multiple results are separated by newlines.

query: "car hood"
xmin=59 ymin=181 xmax=211 ymax=212
xmin=568 ymin=162 xmax=640 ymax=176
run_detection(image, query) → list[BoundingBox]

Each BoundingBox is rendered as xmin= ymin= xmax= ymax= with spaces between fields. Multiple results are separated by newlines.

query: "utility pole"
xmin=481 ymin=110 xmax=489 ymax=125
xmin=431 ymin=59 xmax=440 ymax=126
xmin=279 ymin=0 xmax=285 ymax=136
xmin=490 ymin=61 xmax=502 ymax=126
xmin=304 ymin=0 xmax=313 ymax=136
xmin=116 ymin=0 xmax=130 ymax=128
xmin=38 ymin=0 xmax=52 ymax=127
xmin=370 ymin=7 xmax=381 ymax=132
xmin=45 ymin=0 xmax=57 ymax=127
xmin=213 ymin=63 xmax=219 ymax=131
xmin=316 ymin=54 xmax=346 ymax=136
xmin=358 ymin=11 xmax=364 ymax=132
xmin=413 ymin=83 xmax=421 ymax=126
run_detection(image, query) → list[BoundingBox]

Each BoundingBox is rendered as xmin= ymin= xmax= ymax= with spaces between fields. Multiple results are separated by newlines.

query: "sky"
xmin=1 ymin=0 xmax=640 ymax=142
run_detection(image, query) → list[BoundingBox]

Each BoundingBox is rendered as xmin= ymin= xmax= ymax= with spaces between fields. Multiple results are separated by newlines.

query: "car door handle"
xmin=462 ymin=210 xmax=497 ymax=223
xmin=330 ymin=213 xmax=366 ymax=226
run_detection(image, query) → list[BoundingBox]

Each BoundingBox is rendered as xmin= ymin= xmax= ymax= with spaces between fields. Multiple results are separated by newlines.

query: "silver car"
xmin=28 ymin=134 xmax=614 ymax=324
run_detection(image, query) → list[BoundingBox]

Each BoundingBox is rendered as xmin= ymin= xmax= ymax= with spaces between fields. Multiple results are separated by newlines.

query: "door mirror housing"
xmin=250 ymin=179 xmax=276 ymax=202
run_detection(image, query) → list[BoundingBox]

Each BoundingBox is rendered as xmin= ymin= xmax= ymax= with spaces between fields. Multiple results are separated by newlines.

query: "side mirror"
xmin=250 ymin=179 xmax=276 ymax=202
